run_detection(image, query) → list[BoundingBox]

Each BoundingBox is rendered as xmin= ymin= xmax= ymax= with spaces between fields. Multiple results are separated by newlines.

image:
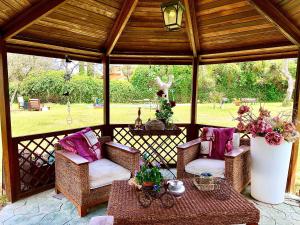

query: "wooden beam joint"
xmin=104 ymin=0 xmax=138 ymax=55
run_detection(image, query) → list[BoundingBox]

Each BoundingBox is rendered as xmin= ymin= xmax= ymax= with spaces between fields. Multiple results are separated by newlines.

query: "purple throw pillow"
xmin=209 ymin=128 xmax=235 ymax=160
xmin=59 ymin=129 xmax=98 ymax=162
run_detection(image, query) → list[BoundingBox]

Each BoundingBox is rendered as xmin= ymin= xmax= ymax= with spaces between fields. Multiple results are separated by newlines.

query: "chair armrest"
xmin=224 ymin=145 xmax=251 ymax=192
xmin=177 ymin=138 xmax=201 ymax=150
xmin=177 ymin=139 xmax=201 ymax=178
xmin=56 ymin=150 xmax=89 ymax=165
xmin=224 ymin=145 xmax=250 ymax=158
xmin=55 ymin=146 xmax=90 ymax=202
xmin=104 ymin=142 xmax=140 ymax=176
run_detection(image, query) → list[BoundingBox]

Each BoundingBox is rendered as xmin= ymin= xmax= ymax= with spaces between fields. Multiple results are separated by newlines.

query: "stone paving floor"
xmin=0 ymin=187 xmax=299 ymax=225
xmin=0 ymin=169 xmax=299 ymax=225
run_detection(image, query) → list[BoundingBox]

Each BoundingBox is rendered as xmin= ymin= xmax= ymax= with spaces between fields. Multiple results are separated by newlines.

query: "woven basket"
xmin=193 ymin=176 xmax=220 ymax=191
xmin=145 ymin=119 xmax=165 ymax=131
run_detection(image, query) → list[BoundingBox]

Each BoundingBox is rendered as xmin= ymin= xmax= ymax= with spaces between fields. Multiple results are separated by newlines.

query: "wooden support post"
xmin=102 ymin=56 xmax=112 ymax=137
xmin=0 ymin=39 xmax=15 ymax=202
xmin=188 ymin=57 xmax=199 ymax=141
xmin=287 ymin=50 xmax=300 ymax=193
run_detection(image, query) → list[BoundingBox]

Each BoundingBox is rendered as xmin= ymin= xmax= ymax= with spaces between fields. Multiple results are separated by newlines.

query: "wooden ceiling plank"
xmin=201 ymin=44 xmax=298 ymax=59
xmin=2 ymin=0 xmax=67 ymax=40
xmin=6 ymin=44 xmax=101 ymax=63
xmin=184 ymin=0 xmax=200 ymax=57
xmin=200 ymin=51 xmax=298 ymax=64
xmin=247 ymin=0 xmax=300 ymax=46
xmin=104 ymin=0 xmax=139 ymax=55
xmin=9 ymin=37 xmax=102 ymax=57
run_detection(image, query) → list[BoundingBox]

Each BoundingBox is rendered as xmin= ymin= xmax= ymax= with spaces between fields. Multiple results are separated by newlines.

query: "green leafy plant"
xmin=155 ymin=98 xmax=174 ymax=125
xmin=135 ymin=164 xmax=163 ymax=190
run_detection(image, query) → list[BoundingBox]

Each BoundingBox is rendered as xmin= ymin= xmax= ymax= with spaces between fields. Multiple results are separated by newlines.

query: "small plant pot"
xmin=142 ymin=181 xmax=154 ymax=190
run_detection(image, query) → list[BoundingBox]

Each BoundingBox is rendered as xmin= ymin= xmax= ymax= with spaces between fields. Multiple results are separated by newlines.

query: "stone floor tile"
xmin=0 ymin=185 xmax=299 ymax=225
xmin=3 ymin=214 xmax=45 ymax=225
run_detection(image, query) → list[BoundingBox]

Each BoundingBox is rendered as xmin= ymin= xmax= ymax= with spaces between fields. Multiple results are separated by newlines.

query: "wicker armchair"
xmin=55 ymin=136 xmax=140 ymax=217
xmin=177 ymin=138 xmax=250 ymax=192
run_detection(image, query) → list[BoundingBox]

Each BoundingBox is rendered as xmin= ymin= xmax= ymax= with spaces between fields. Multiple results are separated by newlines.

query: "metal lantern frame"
xmin=161 ymin=0 xmax=185 ymax=31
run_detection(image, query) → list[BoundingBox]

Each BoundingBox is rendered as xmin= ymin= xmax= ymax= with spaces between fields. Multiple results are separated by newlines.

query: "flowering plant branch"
xmin=236 ymin=105 xmax=299 ymax=145
xmin=155 ymin=89 xmax=175 ymax=125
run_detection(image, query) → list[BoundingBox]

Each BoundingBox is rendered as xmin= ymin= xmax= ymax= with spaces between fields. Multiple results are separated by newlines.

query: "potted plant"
xmin=135 ymin=164 xmax=163 ymax=192
xmin=236 ymin=105 xmax=299 ymax=204
xmin=155 ymin=90 xmax=176 ymax=128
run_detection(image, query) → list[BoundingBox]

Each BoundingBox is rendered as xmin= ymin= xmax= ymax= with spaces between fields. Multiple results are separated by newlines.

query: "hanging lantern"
xmin=161 ymin=0 xmax=185 ymax=31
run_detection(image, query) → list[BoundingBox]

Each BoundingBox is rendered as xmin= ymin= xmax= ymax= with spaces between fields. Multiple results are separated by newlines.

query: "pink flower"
xmin=237 ymin=122 xmax=246 ymax=131
xmin=265 ymin=132 xmax=283 ymax=145
xmin=256 ymin=119 xmax=268 ymax=133
xmin=246 ymin=122 xmax=256 ymax=136
xmin=238 ymin=105 xmax=250 ymax=115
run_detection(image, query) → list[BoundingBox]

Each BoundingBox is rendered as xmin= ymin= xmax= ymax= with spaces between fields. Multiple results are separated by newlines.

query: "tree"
xmin=281 ymin=59 xmax=294 ymax=103
xmin=8 ymin=54 xmax=54 ymax=105
xmin=266 ymin=59 xmax=294 ymax=104
xmin=121 ymin=65 xmax=135 ymax=81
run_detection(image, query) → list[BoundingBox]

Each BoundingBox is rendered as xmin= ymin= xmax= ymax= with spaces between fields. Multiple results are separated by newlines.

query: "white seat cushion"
xmin=89 ymin=159 xmax=131 ymax=189
xmin=185 ymin=158 xmax=225 ymax=178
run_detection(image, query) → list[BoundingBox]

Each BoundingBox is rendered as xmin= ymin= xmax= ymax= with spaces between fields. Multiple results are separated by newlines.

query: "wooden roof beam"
xmin=104 ymin=0 xmax=139 ymax=56
xmin=247 ymin=0 xmax=300 ymax=46
xmin=183 ymin=0 xmax=200 ymax=57
xmin=1 ymin=0 xmax=67 ymax=41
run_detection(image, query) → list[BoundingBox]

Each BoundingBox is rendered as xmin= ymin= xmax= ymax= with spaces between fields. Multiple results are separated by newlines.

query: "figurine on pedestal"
xmin=134 ymin=107 xmax=143 ymax=129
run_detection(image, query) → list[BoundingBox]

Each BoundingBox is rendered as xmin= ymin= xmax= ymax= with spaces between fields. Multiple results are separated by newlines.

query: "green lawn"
xmin=1 ymin=102 xmax=299 ymax=193
xmin=10 ymin=102 xmax=294 ymax=137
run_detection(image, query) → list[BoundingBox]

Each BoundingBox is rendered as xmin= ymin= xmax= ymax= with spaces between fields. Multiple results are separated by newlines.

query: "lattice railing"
xmin=113 ymin=124 xmax=188 ymax=166
xmin=12 ymin=126 xmax=103 ymax=198
xmin=11 ymin=123 xmax=250 ymax=200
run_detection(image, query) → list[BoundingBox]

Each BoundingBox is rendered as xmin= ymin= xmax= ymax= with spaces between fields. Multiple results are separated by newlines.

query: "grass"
xmin=1 ymin=102 xmax=299 ymax=193
xmin=10 ymin=102 xmax=293 ymax=137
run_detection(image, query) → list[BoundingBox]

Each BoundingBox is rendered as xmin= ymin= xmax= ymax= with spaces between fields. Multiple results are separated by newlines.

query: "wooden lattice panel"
xmin=15 ymin=127 xmax=103 ymax=194
xmin=113 ymin=126 xmax=187 ymax=166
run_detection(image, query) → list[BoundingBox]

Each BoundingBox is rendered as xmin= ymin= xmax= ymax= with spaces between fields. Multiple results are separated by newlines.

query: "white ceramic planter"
xmin=251 ymin=136 xmax=292 ymax=204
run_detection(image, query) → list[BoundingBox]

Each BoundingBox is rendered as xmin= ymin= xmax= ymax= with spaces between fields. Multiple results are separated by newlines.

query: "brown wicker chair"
xmin=55 ymin=136 xmax=140 ymax=217
xmin=177 ymin=138 xmax=250 ymax=192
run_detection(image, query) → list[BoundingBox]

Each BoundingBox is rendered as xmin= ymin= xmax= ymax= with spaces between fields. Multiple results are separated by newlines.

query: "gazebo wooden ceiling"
xmin=0 ymin=0 xmax=299 ymax=64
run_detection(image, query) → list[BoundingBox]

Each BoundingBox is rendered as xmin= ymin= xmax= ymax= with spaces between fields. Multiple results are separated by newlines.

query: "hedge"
xmin=13 ymin=71 xmax=139 ymax=104
xmin=10 ymin=63 xmax=290 ymax=104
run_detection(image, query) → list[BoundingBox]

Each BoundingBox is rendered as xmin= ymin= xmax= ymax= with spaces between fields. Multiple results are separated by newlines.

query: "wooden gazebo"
xmin=0 ymin=0 xmax=300 ymax=202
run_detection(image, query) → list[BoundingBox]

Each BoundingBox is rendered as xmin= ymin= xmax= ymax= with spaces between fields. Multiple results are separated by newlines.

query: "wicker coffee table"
xmin=107 ymin=179 xmax=259 ymax=225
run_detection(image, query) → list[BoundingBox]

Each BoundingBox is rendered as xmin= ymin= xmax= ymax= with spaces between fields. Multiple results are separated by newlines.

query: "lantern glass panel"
xmin=165 ymin=5 xmax=177 ymax=26
xmin=161 ymin=1 xmax=185 ymax=31
xmin=177 ymin=4 xmax=184 ymax=27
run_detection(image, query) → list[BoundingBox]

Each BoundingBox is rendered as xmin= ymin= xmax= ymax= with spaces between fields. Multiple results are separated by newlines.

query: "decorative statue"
xmin=135 ymin=107 xmax=143 ymax=129
xmin=155 ymin=74 xmax=174 ymax=101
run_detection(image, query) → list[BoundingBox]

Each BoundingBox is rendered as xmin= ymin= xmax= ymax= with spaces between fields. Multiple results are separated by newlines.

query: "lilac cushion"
xmin=59 ymin=129 xmax=98 ymax=162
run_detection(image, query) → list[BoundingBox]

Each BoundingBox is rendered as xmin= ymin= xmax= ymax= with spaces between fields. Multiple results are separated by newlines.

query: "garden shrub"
xmin=110 ymin=80 xmax=137 ymax=103
xmin=13 ymin=61 xmax=293 ymax=105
